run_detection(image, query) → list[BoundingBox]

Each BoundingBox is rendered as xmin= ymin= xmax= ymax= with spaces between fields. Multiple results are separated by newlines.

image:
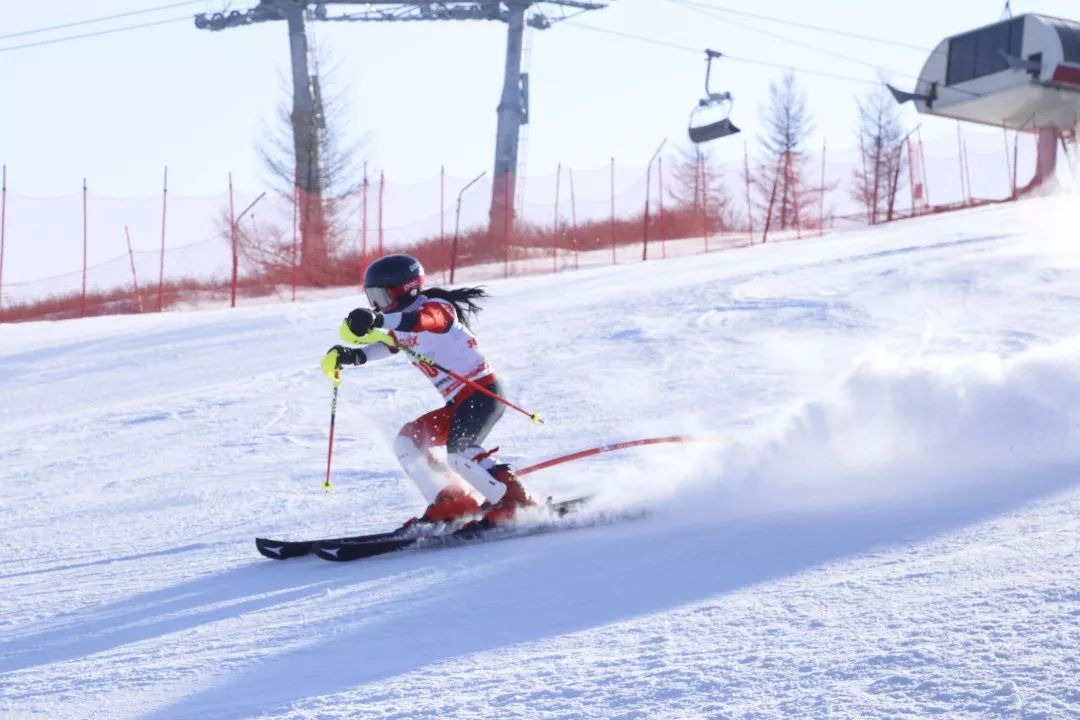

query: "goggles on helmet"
xmin=364 ymin=286 xmax=395 ymax=311
xmin=365 ymin=276 xmax=422 ymax=311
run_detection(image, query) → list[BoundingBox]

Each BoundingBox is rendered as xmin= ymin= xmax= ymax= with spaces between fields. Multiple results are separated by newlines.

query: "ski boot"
xmin=399 ymin=485 xmax=482 ymax=533
xmin=459 ymin=465 xmax=535 ymax=531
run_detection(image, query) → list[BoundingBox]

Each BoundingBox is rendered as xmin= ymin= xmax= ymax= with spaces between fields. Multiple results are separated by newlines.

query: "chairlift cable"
xmin=564 ymin=18 xmax=985 ymax=101
xmin=666 ymin=0 xmax=934 ymax=53
xmin=666 ymin=0 xmax=989 ymax=100
xmin=0 ymin=1 xmax=204 ymax=42
xmin=671 ymin=0 xmax=924 ymax=83
xmin=563 ymin=21 xmax=887 ymax=87
xmin=0 ymin=16 xmax=191 ymax=53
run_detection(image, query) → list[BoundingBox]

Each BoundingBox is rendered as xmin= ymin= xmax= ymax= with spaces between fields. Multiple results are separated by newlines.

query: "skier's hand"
xmin=345 ymin=308 xmax=383 ymax=338
xmin=340 ymin=320 xmax=393 ymax=347
xmin=321 ymin=345 xmax=364 ymax=380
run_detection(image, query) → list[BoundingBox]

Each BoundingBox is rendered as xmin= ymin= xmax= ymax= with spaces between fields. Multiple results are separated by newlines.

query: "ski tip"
xmin=255 ymin=537 xmax=313 ymax=560
xmin=547 ymin=495 xmax=594 ymax=516
xmin=255 ymin=538 xmax=287 ymax=559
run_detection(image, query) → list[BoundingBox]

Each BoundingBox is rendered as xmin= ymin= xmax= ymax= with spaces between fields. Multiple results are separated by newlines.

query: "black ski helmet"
xmin=363 ymin=254 xmax=424 ymax=311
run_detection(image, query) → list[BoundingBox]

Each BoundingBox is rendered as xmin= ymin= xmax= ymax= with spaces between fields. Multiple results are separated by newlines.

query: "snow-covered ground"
xmin=1 ymin=194 xmax=1078 ymax=719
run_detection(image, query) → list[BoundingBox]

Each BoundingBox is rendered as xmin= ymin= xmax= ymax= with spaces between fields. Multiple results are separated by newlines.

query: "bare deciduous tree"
xmin=852 ymin=85 xmax=906 ymax=224
xmin=254 ymin=43 xmax=365 ymax=282
xmin=754 ymin=73 xmax=816 ymax=237
xmin=665 ymin=142 xmax=736 ymax=236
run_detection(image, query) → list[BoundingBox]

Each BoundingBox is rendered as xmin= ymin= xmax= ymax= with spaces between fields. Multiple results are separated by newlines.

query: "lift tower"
xmin=195 ymin=0 xmax=606 ymax=267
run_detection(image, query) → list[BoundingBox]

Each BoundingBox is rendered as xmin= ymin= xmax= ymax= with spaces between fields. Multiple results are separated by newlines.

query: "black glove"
xmin=330 ymin=344 xmax=366 ymax=367
xmin=346 ymin=307 xmax=384 ymax=338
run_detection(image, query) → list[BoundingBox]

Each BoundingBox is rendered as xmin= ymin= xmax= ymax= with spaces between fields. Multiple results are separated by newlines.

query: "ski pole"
xmin=516 ymin=434 xmax=726 ymax=477
xmin=323 ymin=370 xmax=340 ymax=492
xmin=365 ymin=329 xmax=544 ymax=424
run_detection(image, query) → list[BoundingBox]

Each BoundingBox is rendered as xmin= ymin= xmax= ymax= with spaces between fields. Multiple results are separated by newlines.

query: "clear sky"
xmin=2 ymin=0 xmax=1078 ymax=197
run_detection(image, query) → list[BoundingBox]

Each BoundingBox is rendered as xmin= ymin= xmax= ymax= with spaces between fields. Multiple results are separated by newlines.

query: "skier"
xmin=322 ymin=253 xmax=535 ymax=530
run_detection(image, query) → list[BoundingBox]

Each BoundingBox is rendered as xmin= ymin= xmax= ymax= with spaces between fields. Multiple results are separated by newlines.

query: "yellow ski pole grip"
xmin=340 ymin=321 xmax=397 ymax=347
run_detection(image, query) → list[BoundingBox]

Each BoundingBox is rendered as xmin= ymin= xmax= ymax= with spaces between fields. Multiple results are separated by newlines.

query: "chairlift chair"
xmin=688 ymin=49 xmax=741 ymax=143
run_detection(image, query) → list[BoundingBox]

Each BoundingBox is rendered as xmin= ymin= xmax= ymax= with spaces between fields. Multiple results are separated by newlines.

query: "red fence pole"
xmin=700 ymin=154 xmax=709 ymax=252
xmin=82 ymin=178 xmax=88 ymax=317
xmin=644 ymin=146 xmax=663 ymax=263
xmin=125 ymin=225 xmax=144 ymax=313
xmin=378 ymin=170 xmax=385 ymax=256
xmin=792 ymin=151 xmax=803 ymax=240
xmin=956 ymin=121 xmax=967 ymax=205
xmin=967 ymin=136 xmax=976 ymax=202
xmin=609 ymin=157 xmax=616 ymax=265
xmin=569 ymin=168 xmax=579 ymax=271
xmin=642 ymin=164 xmax=652 ymax=262
xmin=917 ymin=128 xmax=931 ymax=207
xmin=360 ymin=163 xmax=368 ymax=283
xmin=743 ymin=141 xmax=753 ymax=245
xmin=440 ymin=165 xmax=446 ymax=283
xmin=858 ymin=135 xmax=871 ymax=223
xmin=553 ymin=162 xmax=562 ymax=273
xmin=819 ymin=138 xmax=827 ymax=236
xmin=0 ymin=165 xmax=6 ymax=308
xmin=229 ymin=173 xmax=237 ymax=308
xmin=157 ymin=166 xmax=167 ymax=312
xmin=762 ymin=155 xmax=781 ymax=244
xmin=503 ymin=169 xmax=511 ymax=279
xmin=906 ymin=138 xmax=917 ymax=214
xmin=1002 ymin=123 xmax=1014 ymax=199
xmin=291 ymin=177 xmax=299 ymax=301
xmin=658 ymin=156 xmax=666 ymax=259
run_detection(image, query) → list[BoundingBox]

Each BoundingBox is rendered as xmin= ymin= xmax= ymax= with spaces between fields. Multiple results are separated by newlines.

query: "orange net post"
xmin=569 ymin=168 xmax=579 ymax=271
xmin=700 ymin=153 xmax=710 ymax=253
xmin=552 ymin=163 xmax=561 ymax=274
xmin=360 ymin=165 xmax=369 ymax=284
xmin=158 ymin=166 xmax=168 ymax=313
xmin=658 ymin=156 xmax=666 ymax=259
xmin=609 ymin=157 xmax=616 ymax=265
xmin=503 ymin=169 xmax=511 ymax=279
xmin=0 ymin=165 xmax=6 ymax=309
xmin=124 ymin=226 xmax=144 ymax=313
xmin=378 ymin=171 xmax=385 ymax=256
xmin=229 ymin=173 xmax=237 ymax=308
xmin=439 ymin=166 xmax=447 ymax=284
xmin=291 ymin=179 xmax=299 ymax=302
xmin=81 ymin=179 xmax=88 ymax=318
xmin=743 ymin=141 xmax=754 ymax=246
xmin=819 ymin=139 xmax=827 ymax=237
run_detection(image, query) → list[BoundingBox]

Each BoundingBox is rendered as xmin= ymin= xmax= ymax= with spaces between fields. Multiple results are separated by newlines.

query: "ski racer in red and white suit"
xmin=325 ymin=254 xmax=533 ymax=528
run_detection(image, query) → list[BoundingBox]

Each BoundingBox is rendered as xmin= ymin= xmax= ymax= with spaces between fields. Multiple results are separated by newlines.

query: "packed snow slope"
xmin=2 ymin=195 xmax=1079 ymax=720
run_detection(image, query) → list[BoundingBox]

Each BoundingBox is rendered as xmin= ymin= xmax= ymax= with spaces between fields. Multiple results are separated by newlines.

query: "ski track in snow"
xmin=1 ymin=196 xmax=1079 ymax=719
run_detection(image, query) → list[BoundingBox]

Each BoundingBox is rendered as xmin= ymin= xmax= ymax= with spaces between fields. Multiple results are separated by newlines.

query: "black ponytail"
xmin=423 ymin=286 xmax=488 ymax=330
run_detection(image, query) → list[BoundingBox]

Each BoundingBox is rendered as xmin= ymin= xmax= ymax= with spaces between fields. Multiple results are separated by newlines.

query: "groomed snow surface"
xmin=2 ymin=195 xmax=1079 ymax=719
